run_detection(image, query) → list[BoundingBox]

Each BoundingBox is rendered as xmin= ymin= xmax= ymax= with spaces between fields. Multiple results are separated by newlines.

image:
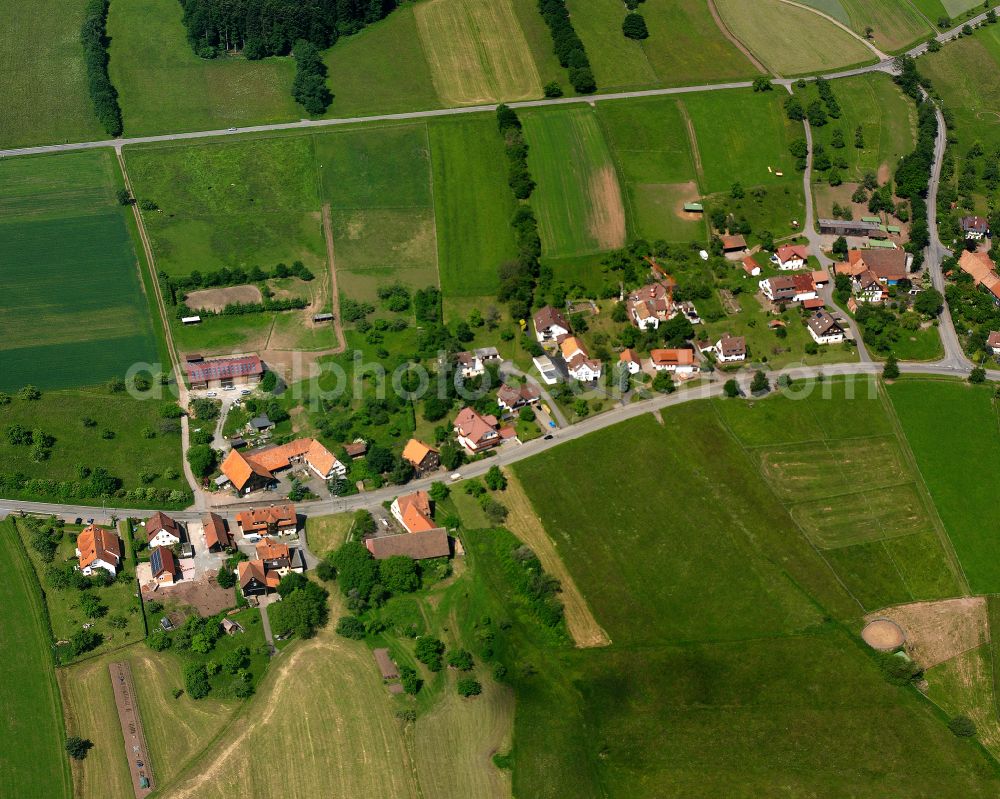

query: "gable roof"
xmin=236 ymin=503 xmax=297 ymax=530
xmin=741 ymin=256 xmax=760 ymax=274
xmin=721 ymin=234 xmax=747 ymax=250
xmin=533 ymin=305 xmax=570 ymax=333
xmin=395 ymin=490 xmax=432 ymax=522
xmin=221 ymin=448 xmax=274 ymax=491
xmin=146 ymin=511 xmax=180 ymax=542
xmin=305 ymin=439 xmax=340 ymax=475
xmin=988 ymin=331 xmax=1000 ymax=348
xmin=958 ymin=250 xmax=1000 ymax=300
xmin=150 ymin=546 xmax=178 ymax=579
xmin=454 ymin=407 xmax=498 ymax=444
xmin=717 ymin=334 xmax=746 ymax=357
xmin=237 ymin=559 xmax=280 ymax=589
xmin=650 ymin=348 xmax=694 ymax=366
xmin=808 ymin=310 xmax=843 ymax=337
xmin=401 ymin=439 xmax=437 ymax=468
xmin=619 ymin=348 xmax=641 ymax=364
xmin=775 ymin=244 xmax=809 ymax=262
xmin=203 ymin=513 xmax=232 ymax=549
xmin=77 ymin=524 xmax=123 ymax=570
xmin=365 ymin=529 xmax=450 ymax=560
xmin=185 ymin=354 xmax=263 ymax=383
xmin=255 ymin=537 xmax=290 ymax=561
xmin=849 ymin=248 xmax=906 ymax=280
xmin=559 ymin=336 xmax=587 ymax=360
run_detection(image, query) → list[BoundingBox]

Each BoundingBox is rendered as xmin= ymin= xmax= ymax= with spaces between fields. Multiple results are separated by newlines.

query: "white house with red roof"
xmin=770 ymin=244 xmax=809 ymax=270
xmin=454 ymin=407 xmax=502 ymax=453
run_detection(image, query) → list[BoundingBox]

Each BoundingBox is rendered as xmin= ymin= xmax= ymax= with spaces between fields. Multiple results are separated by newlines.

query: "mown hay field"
xmin=799 ymin=0 xmax=931 ymax=52
xmin=523 ymin=107 xmax=626 ymax=258
xmin=0 ymin=151 xmax=157 ymax=391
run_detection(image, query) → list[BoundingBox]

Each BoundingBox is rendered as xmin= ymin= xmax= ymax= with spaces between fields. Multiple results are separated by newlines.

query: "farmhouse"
xmin=220 ymin=438 xmax=345 ymax=493
xmin=962 ymin=215 xmax=990 ymax=240
xmin=650 ymin=348 xmax=699 ymax=374
xmin=402 ymin=439 xmax=440 ymax=473
xmin=456 ymin=347 xmax=501 ymax=378
xmin=237 ymin=559 xmax=279 ymax=597
xmin=145 ymin=511 xmax=182 ymax=548
xmin=150 ymin=547 xmax=179 ymax=586
xmin=818 ymin=218 xmax=884 ymax=237
xmin=958 ymin=250 xmax=1000 ymax=303
xmin=626 ymin=283 xmax=673 ymax=330
xmin=236 ymin=503 xmax=298 ymax=537
xmin=619 ymin=348 xmax=642 ymax=374
xmin=391 ymin=490 xmax=436 ymax=533
xmin=533 ymin=305 xmax=571 ymax=343
xmin=714 ymin=334 xmax=747 ymax=362
xmin=219 ymin=448 xmax=276 ymax=495
xmin=741 ymin=256 xmax=761 ymax=277
xmin=720 ymin=234 xmax=747 ymax=253
xmin=366 ymin=529 xmax=451 ymax=560
xmin=184 ymin=353 xmax=264 ymax=390
xmin=807 ymin=310 xmax=846 ymax=344
xmin=853 ymin=270 xmax=887 ymax=304
xmin=845 ymin=249 xmax=908 ymax=285
xmin=76 ymin=524 xmax=123 ymax=577
xmin=771 ymin=244 xmax=808 ymax=270
xmin=454 ymin=407 xmax=502 ymax=452
xmin=497 ymin=382 xmax=540 ymax=411
xmin=988 ymin=331 xmax=1000 ymax=355
xmin=203 ymin=512 xmax=234 ymax=551
xmin=759 ymin=274 xmax=818 ymax=303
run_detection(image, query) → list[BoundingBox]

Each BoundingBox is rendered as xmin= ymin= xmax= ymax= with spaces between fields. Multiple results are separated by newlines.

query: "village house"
xmin=559 ymin=336 xmax=587 ymax=362
xmin=958 ymin=250 xmax=1000 ymax=304
xmin=454 ymin=407 xmax=502 ymax=452
xmin=714 ymin=334 xmax=747 ymax=363
xmin=650 ymin=348 xmax=699 ymax=375
xmin=456 ymin=347 xmax=501 ymax=378
xmin=497 ymin=382 xmax=541 ymax=412
xmin=840 ymin=249 xmax=909 ymax=286
xmin=184 ymin=353 xmax=264 ymax=390
xmin=619 ymin=348 xmax=642 ymax=374
xmin=852 ymin=270 xmax=888 ymax=304
xmin=626 ymin=283 xmax=673 ymax=330
xmin=677 ymin=300 xmax=702 ymax=325
xmin=237 ymin=559 xmax=279 ymax=597
xmin=145 ymin=511 xmax=182 ymax=548
xmin=759 ymin=274 xmax=818 ymax=304
xmin=391 ymin=490 xmax=437 ymax=533
xmin=218 ymin=448 xmax=277 ymax=494
xmin=533 ymin=305 xmax=571 ymax=343
xmin=366 ymin=529 xmax=451 ymax=560
xmin=559 ymin=336 xmax=601 ymax=382
xmin=962 ymin=215 xmax=990 ymax=240
xmin=771 ymin=244 xmax=809 ymax=270
xmin=741 ymin=256 xmax=761 ymax=277
xmin=236 ymin=503 xmax=298 ymax=538
xmin=988 ymin=331 xmax=1000 ymax=356
xmin=807 ymin=310 xmax=846 ymax=345
xmin=203 ymin=512 xmax=234 ymax=552
xmin=237 ymin=538 xmax=304 ymax=597
xmin=402 ymin=439 xmax=440 ymax=474
xmin=219 ymin=438 xmax=345 ymax=494
xmin=150 ymin=547 xmax=179 ymax=586
xmin=76 ymin=524 xmax=123 ymax=577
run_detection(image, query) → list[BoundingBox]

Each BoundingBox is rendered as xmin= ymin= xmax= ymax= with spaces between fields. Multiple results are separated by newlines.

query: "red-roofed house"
xmin=741 ymin=256 xmax=761 ymax=277
xmin=958 ymin=250 xmax=1000 ymax=303
xmin=619 ymin=348 xmax=642 ymax=374
xmin=454 ymin=407 xmax=501 ymax=453
xmin=533 ymin=306 xmax=571 ymax=343
xmin=184 ymin=354 xmax=264 ymax=390
xmin=988 ymin=331 xmax=1000 ymax=355
xmin=497 ymin=383 xmax=541 ymax=412
xmin=625 ymin=283 xmax=673 ymax=330
xmin=236 ymin=504 xmax=298 ymax=537
xmin=146 ymin=511 xmax=182 ymax=548
xmin=391 ymin=490 xmax=436 ymax=533
xmin=649 ymin=348 xmax=699 ymax=375
xmin=771 ymin=244 xmax=809 ymax=270
xmin=402 ymin=439 xmax=440 ymax=473
xmin=76 ymin=524 xmax=123 ymax=577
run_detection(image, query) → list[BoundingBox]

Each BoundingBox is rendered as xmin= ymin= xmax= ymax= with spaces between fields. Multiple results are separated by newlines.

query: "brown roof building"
xmin=146 ymin=511 xmax=182 ymax=546
xmin=365 ymin=529 xmax=451 ymax=560
xmin=847 ymin=249 xmax=907 ymax=284
xmin=496 ymin=382 xmax=541 ymax=411
xmin=185 ymin=354 xmax=264 ymax=389
xmin=236 ymin=504 xmax=298 ymax=536
xmin=454 ymin=407 xmax=501 ymax=452
xmin=76 ymin=524 xmax=124 ymax=576
xmin=203 ymin=513 xmax=233 ymax=551
xmin=721 ymin=234 xmax=747 ymax=252
xmin=958 ymin=250 xmax=1000 ymax=302
xmin=533 ymin=305 xmax=571 ymax=342
xmin=401 ymin=439 xmax=440 ymax=473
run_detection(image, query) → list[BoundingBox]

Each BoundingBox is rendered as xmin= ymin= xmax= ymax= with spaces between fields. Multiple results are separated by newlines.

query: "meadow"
xmin=800 ymin=0 xmax=932 ymax=52
xmin=108 ymin=0 xmax=298 ymax=136
xmin=714 ymin=0 xmax=877 ymax=75
xmin=0 ymin=151 xmax=158 ymax=391
xmin=888 ymin=379 xmax=1000 ymax=594
xmin=0 ymin=520 xmax=72 ymax=799
xmin=0 ymin=0 xmax=103 ymax=148
xmin=522 ymin=107 xmax=626 ymax=258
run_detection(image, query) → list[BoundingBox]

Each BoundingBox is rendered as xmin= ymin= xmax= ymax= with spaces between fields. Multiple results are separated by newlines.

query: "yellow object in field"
xmin=519 ymin=318 xmax=527 ymax=330
xmin=542 ymin=403 xmax=551 ymax=415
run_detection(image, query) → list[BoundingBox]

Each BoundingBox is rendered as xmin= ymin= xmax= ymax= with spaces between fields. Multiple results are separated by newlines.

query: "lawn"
xmin=415 ymin=0 xmax=542 ymax=105
xmin=429 ymin=115 xmax=516 ymax=297
xmin=0 ymin=151 xmax=158 ymax=391
xmin=522 ymin=106 xmax=626 ymax=258
xmin=108 ymin=0 xmax=298 ymax=136
xmin=0 ymin=387 xmax=187 ymax=506
xmin=304 ymin=512 xmax=355 ymax=556
xmin=0 ymin=520 xmax=72 ymax=799
xmin=888 ymin=379 xmax=1000 ymax=593
xmin=0 ymin=0 xmax=103 ymax=148
xmin=597 ymin=96 xmax=706 ymax=241
xmin=714 ymin=0 xmax=876 ymax=75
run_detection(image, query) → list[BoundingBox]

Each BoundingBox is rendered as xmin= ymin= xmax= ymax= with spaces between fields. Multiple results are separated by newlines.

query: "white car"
xmin=206 ymin=391 xmax=218 ymax=397
xmin=450 ymin=472 xmax=462 ymax=481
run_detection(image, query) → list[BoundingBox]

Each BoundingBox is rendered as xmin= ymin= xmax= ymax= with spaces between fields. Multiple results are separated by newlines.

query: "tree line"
xmin=81 ymin=0 xmax=122 ymax=136
xmin=537 ymin=0 xmax=595 ymax=94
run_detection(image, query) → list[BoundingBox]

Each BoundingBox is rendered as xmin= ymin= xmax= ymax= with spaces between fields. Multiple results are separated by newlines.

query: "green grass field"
xmin=523 ymin=106 xmax=626 ymax=258
xmin=715 ymin=0 xmax=876 ymax=75
xmin=799 ymin=0 xmax=932 ymax=52
xmin=0 ymin=151 xmax=158 ymax=391
xmin=0 ymin=0 xmax=103 ymax=148
xmin=108 ymin=0 xmax=298 ymax=135
xmin=888 ymin=379 xmax=1000 ymax=594
xmin=429 ymin=116 xmax=516 ymax=297
xmin=0 ymin=520 xmax=72 ymax=799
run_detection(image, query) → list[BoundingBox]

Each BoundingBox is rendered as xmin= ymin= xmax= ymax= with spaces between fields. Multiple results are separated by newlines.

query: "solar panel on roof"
xmin=150 ymin=548 xmax=162 ymax=574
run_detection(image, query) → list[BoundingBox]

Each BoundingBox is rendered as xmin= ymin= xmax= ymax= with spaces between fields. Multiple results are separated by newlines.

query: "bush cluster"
xmin=292 ymin=40 xmax=332 ymax=115
xmin=81 ymin=0 xmax=122 ymax=135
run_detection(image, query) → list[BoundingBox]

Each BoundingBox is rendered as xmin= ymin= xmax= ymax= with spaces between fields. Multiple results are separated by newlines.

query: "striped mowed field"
xmin=415 ymin=0 xmax=542 ymax=105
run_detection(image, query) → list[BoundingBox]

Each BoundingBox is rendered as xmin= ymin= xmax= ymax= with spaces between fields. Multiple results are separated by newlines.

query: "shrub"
xmin=400 ymin=665 xmax=422 ymax=695
xmin=447 ymin=649 xmax=474 ymax=671
xmin=414 ymin=636 xmax=445 ymax=671
xmin=457 ymin=677 xmax=483 ymax=697
xmin=948 ymin=714 xmax=977 ymax=737
xmin=147 ymin=630 xmax=171 ymax=651
xmin=184 ymin=663 xmax=211 ymax=699
xmin=336 ymin=615 xmax=367 ymax=640
xmin=65 ymin=736 xmax=93 ymax=760
xmin=621 ymin=12 xmax=648 ymax=39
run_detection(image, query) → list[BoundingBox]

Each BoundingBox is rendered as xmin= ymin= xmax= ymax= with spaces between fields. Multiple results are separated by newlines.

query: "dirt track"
xmin=109 ymin=662 xmax=154 ymax=798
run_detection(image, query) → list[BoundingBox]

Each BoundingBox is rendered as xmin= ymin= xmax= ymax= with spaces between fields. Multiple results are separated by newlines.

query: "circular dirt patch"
xmin=862 ymin=618 xmax=905 ymax=651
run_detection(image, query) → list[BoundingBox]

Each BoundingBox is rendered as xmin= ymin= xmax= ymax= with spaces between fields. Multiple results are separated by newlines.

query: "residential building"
xmin=845 ymin=249 xmax=908 ymax=285
xmin=741 ymin=256 xmax=761 ymax=277
xmin=532 ymin=355 xmax=560 ymax=385
xmin=219 ymin=438 xmax=346 ymax=493
xmin=402 ymin=439 xmax=440 ymax=473
xmin=771 ymin=244 xmax=808 ymax=270
xmin=365 ymin=529 xmax=451 ymax=560
xmin=237 ymin=560 xmax=279 ymax=597
xmin=145 ymin=511 xmax=182 ymax=548
xmin=533 ymin=306 xmax=571 ymax=343
xmin=496 ymin=383 xmax=541 ymax=412
xmin=714 ymin=334 xmax=747 ymax=363
xmin=454 ymin=407 xmax=502 ymax=452
xmin=759 ymin=274 xmax=818 ymax=303
xmin=958 ymin=250 xmax=1000 ymax=303
xmin=559 ymin=336 xmax=587 ymax=362
xmin=256 ymin=537 xmax=292 ymax=570
xmin=203 ymin=512 xmax=233 ymax=551
xmin=962 ymin=215 xmax=990 ymax=240
xmin=235 ymin=503 xmax=298 ymax=538
xmin=219 ymin=449 xmax=277 ymax=495
xmin=988 ymin=331 xmax=1000 ymax=355
xmin=852 ymin=270 xmax=887 ymax=303
xmin=456 ymin=347 xmax=501 ymax=378
xmin=625 ymin=283 xmax=673 ymax=330
xmin=649 ymin=348 xmax=699 ymax=374
xmin=184 ymin=354 xmax=264 ymax=390
xmin=619 ymin=348 xmax=642 ymax=374
xmin=76 ymin=524 xmax=123 ymax=577
xmin=566 ymin=353 xmax=602 ymax=382
xmin=678 ymin=300 xmax=702 ymax=325
xmin=807 ymin=310 xmax=846 ymax=344
xmin=150 ymin=547 xmax=179 ymax=585
xmin=391 ymin=490 xmax=436 ymax=533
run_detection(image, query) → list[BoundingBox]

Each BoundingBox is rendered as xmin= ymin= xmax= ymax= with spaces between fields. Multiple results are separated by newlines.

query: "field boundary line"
xmin=675 ymin=100 xmax=705 ymax=192
xmin=422 ymin=123 xmax=443 ymax=290
xmin=706 ymin=0 xmax=771 ymax=76
xmin=877 ymin=380 xmax=972 ymax=595
xmin=321 ymin=203 xmax=348 ymax=353
xmin=776 ymin=0 xmax=889 ymax=60
xmin=741 ymin=432 xmax=901 ymax=450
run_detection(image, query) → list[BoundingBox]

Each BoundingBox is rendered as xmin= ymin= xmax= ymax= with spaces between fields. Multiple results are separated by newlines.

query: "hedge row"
xmin=81 ymin=0 xmax=122 ymax=136
xmin=537 ymin=0 xmax=595 ymax=94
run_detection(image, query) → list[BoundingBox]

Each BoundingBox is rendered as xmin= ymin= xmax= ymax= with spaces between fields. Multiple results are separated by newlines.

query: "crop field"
xmin=800 ymin=0 xmax=932 ymax=52
xmin=715 ymin=0 xmax=876 ymax=75
xmin=0 ymin=0 xmax=103 ymax=148
xmin=0 ymin=151 xmax=158 ymax=391
xmin=108 ymin=0 xmax=298 ymax=136
xmin=598 ymin=96 xmax=705 ymax=241
xmin=523 ymin=107 xmax=626 ymax=258
xmin=0 ymin=520 xmax=72 ymax=799
xmin=800 ymin=73 xmax=917 ymax=184
xmin=888 ymin=379 xmax=1000 ymax=594
xmin=429 ymin=116 xmax=516 ymax=298
xmin=415 ymin=0 xmax=542 ymax=105
xmin=564 ymin=0 xmax=655 ymax=90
